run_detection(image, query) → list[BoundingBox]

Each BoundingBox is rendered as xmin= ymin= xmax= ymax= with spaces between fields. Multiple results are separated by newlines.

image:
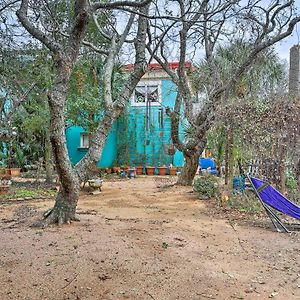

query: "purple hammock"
xmin=248 ymin=176 xmax=300 ymax=232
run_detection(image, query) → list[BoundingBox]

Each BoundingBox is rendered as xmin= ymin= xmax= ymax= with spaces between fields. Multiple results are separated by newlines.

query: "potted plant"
xmin=121 ymin=165 xmax=129 ymax=172
xmin=169 ymin=166 xmax=176 ymax=176
xmin=158 ymin=165 xmax=167 ymax=175
xmin=112 ymin=166 xmax=121 ymax=173
xmin=9 ymin=167 xmax=21 ymax=177
xmin=0 ymin=185 xmax=9 ymax=194
xmin=146 ymin=166 xmax=155 ymax=175
xmin=135 ymin=166 xmax=144 ymax=175
xmin=105 ymin=168 xmax=112 ymax=174
xmin=0 ymin=172 xmax=11 ymax=195
xmin=0 ymin=168 xmax=6 ymax=175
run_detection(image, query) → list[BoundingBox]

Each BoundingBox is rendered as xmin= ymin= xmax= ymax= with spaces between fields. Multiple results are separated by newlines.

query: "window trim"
xmin=79 ymin=132 xmax=89 ymax=149
xmin=131 ymin=80 xmax=162 ymax=107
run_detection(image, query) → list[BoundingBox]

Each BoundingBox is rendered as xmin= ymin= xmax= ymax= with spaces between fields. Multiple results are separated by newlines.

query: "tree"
xmin=16 ymin=0 xmax=151 ymax=226
xmin=65 ymin=59 xmax=125 ymax=133
xmin=0 ymin=75 xmax=35 ymax=142
xmin=197 ymin=44 xmax=286 ymax=186
xmin=148 ymin=0 xmax=300 ymax=185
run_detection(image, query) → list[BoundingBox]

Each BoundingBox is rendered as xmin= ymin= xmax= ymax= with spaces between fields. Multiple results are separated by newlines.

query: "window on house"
xmin=133 ymin=82 xmax=160 ymax=105
xmin=80 ymin=133 xmax=89 ymax=148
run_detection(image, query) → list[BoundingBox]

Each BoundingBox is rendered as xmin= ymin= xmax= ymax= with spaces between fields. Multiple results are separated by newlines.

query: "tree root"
xmin=31 ymin=208 xmax=80 ymax=228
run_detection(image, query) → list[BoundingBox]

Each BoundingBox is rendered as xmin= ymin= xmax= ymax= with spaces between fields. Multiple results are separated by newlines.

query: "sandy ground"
xmin=0 ymin=176 xmax=299 ymax=300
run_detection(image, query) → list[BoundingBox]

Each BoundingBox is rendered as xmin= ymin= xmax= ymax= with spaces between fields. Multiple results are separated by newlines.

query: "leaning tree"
xmin=15 ymin=0 xmax=152 ymax=226
xmin=147 ymin=0 xmax=300 ymax=185
xmin=197 ymin=44 xmax=286 ymax=186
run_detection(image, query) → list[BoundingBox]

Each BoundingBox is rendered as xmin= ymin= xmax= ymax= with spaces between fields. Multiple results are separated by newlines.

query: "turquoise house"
xmin=66 ymin=63 xmax=188 ymax=168
xmin=0 ymin=88 xmax=12 ymax=156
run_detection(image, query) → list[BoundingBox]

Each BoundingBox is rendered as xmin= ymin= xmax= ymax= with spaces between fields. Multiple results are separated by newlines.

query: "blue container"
xmin=233 ymin=176 xmax=245 ymax=193
xmin=128 ymin=168 xmax=136 ymax=179
xmin=199 ymin=158 xmax=218 ymax=175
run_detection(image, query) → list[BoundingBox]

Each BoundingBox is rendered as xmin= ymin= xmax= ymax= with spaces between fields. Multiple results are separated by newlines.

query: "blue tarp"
xmin=250 ymin=177 xmax=300 ymax=220
xmin=199 ymin=158 xmax=217 ymax=175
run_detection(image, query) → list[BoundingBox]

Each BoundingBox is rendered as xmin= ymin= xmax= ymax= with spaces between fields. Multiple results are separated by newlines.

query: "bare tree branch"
xmin=90 ymin=0 xmax=152 ymax=12
xmin=16 ymin=0 xmax=61 ymax=53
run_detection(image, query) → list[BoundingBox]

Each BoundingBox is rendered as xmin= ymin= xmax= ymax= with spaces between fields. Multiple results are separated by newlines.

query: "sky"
xmin=276 ymin=22 xmax=300 ymax=63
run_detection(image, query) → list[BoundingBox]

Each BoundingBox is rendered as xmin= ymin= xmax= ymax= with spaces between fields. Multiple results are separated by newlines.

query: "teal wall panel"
xmin=116 ymin=79 xmax=184 ymax=167
xmin=66 ymin=124 xmax=117 ymax=167
xmin=66 ymin=126 xmax=85 ymax=165
xmin=66 ymin=78 xmax=185 ymax=168
xmin=98 ymin=124 xmax=117 ymax=167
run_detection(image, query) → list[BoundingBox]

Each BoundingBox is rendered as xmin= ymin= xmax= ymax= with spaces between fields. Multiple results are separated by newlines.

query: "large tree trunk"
xmin=34 ymin=185 xmax=80 ymax=227
xmin=44 ymin=129 xmax=53 ymax=184
xmin=17 ymin=1 xmax=90 ymax=227
xmin=41 ymin=58 xmax=82 ymax=225
xmin=177 ymin=151 xmax=200 ymax=186
xmin=38 ymin=53 xmax=85 ymax=226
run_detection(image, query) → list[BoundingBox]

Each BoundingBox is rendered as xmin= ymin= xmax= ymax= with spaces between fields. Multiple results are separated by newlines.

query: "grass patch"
xmin=0 ymin=187 xmax=57 ymax=200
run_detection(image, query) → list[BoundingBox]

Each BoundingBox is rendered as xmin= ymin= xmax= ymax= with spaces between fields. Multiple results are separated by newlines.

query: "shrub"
xmin=285 ymin=172 xmax=297 ymax=191
xmin=193 ymin=175 xmax=218 ymax=199
xmin=227 ymin=192 xmax=262 ymax=213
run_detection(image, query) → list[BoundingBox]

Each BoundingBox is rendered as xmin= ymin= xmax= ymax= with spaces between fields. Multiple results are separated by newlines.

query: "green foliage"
xmin=66 ymin=59 xmax=126 ymax=132
xmin=200 ymin=42 xmax=286 ymax=171
xmin=193 ymin=42 xmax=285 ymax=100
xmin=193 ymin=175 xmax=218 ymax=199
xmin=1 ymin=188 xmax=57 ymax=200
xmin=1 ymin=48 xmax=53 ymax=166
xmin=227 ymin=193 xmax=262 ymax=213
xmin=0 ymin=151 xmax=8 ymax=167
xmin=207 ymin=126 xmax=225 ymax=165
xmin=285 ymin=172 xmax=297 ymax=191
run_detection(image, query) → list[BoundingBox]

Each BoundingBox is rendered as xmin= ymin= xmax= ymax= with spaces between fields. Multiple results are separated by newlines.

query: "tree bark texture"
xmin=46 ymin=59 xmax=81 ymax=225
xmin=44 ymin=129 xmax=53 ymax=184
xmin=177 ymin=151 xmax=200 ymax=186
xmin=33 ymin=188 xmax=80 ymax=227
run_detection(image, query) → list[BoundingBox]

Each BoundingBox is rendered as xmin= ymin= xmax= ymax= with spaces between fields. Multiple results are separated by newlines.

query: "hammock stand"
xmin=247 ymin=175 xmax=300 ymax=233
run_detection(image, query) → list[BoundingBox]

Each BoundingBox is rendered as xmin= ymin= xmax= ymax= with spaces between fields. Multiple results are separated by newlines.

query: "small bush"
xmin=286 ymin=173 xmax=297 ymax=191
xmin=227 ymin=192 xmax=262 ymax=213
xmin=193 ymin=175 xmax=218 ymax=199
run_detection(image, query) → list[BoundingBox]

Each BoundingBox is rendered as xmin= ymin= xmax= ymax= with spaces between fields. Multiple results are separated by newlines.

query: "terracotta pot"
xmin=146 ymin=166 xmax=155 ymax=175
xmin=112 ymin=166 xmax=121 ymax=173
xmin=2 ymin=168 xmax=11 ymax=176
xmin=0 ymin=185 xmax=9 ymax=195
xmin=0 ymin=173 xmax=11 ymax=180
xmin=105 ymin=168 xmax=112 ymax=174
xmin=9 ymin=168 xmax=21 ymax=177
xmin=158 ymin=167 xmax=167 ymax=176
xmin=135 ymin=166 xmax=143 ymax=175
xmin=169 ymin=168 xmax=176 ymax=176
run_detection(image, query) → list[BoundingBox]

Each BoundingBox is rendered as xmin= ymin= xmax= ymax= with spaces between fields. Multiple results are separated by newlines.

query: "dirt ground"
xmin=0 ymin=176 xmax=299 ymax=300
